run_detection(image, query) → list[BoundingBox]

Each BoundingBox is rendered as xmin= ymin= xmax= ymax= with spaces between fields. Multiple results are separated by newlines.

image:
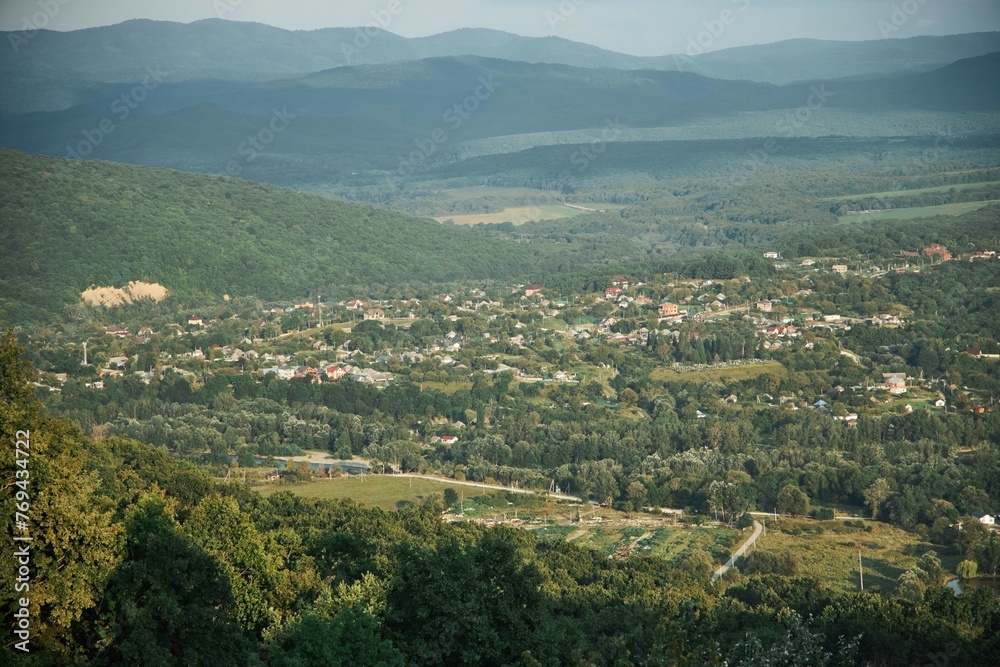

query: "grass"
xmin=256 ymin=475 xmax=498 ymax=511
xmin=650 ymin=360 xmax=785 ymax=384
xmin=820 ymin=181 xmax=1000 ymax=202
xmin=747 ymin=517 xmax=959 ymax=594
xmin=838 ymin=200 xmax=1000 ymax=222
xmin=418 ymin=380 xmax=473 ymax=394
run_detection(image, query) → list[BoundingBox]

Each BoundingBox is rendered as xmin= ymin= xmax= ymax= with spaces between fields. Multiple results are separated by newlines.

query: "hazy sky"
xmin=2 ymin=0 xmax=999 ymax=55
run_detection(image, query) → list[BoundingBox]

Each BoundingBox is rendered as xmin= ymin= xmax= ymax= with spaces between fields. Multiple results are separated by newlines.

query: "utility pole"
xmin=81 ymin=341 xmax=88 ymax=366
xmin=859 ymin=550 xmax=864 ymax=591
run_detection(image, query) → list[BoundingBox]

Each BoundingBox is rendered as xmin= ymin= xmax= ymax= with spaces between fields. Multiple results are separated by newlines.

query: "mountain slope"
xmin=2 ymin=53 xmax=997 ymax=189
xmin=0 ymin=150 xmax=590 ymax=323
xmin=2 ymin=19 xmax=999 ymax=114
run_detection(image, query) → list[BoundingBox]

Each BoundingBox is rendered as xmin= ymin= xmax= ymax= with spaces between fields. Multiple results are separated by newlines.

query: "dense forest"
xmin=0 ymin=150 xmax=615 ymax=324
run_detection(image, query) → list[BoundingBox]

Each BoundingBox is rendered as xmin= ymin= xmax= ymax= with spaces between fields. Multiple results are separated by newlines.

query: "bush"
xmin=737 ymin=512 xmax=755 ymax=529
xmin=814 ymin=507 xmax=836 ymax=520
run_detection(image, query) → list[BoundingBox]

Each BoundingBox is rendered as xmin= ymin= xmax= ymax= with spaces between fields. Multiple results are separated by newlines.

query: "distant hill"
xmin=2 ymin=19 xmax=999 ymax=113
xmin=0 ymin=150 xmax=591 ymax=323
xmin=2 ymin=52 xmax=997 ymax=189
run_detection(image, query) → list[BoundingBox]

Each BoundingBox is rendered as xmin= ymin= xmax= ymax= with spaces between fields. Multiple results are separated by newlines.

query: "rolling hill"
xmin=2 ymin=19 xmax=999 ymax=114
xmin=2 ymin=52 xmax=998 ymax=191
xmin=0 ymin=150 xmax=605 ymax=323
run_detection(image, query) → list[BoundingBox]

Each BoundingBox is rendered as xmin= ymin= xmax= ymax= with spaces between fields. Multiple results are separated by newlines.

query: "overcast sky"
xmin=2 ymin=0 xmax=999 ymax=55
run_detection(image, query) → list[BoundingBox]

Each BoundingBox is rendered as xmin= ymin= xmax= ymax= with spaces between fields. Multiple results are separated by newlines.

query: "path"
xmin=712 ymin=521 xmax=763 ymax=582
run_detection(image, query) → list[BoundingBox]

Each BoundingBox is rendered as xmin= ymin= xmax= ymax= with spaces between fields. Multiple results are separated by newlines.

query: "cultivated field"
xmin=436 ymin=204 xmax=592 ymax=226
xmin=650 ymin=360 xmax=786 ymax=384
xmin=840 ymin=199 xmax=1000 ymax=222
xmin=820 ymin=180 xmax=1000 ymax=201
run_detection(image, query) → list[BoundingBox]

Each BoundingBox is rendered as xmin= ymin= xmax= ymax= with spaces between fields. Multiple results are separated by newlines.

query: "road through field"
xmin=712 ymin=520 xmax=763 ymax=582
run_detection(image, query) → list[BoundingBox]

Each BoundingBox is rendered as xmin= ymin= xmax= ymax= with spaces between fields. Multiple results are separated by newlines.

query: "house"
xmin=439 ymin=435 xmax=459 ymax=445
xmin=883 ymin=373 xmax=907 ymax=395
xmin=763 ymin=252 xmax=781 ymax=260
xmin=104 ymin=325 xmax=129 ymax=338
xmin=605 ymin=287 xmax=621 ymax=299
xmin=324 ymin=365 xmax=347 ymax=380
xmin=922 ymin=244 xmax=953 ymax=261
xmin=345 ymin=300 xmax=367 ymax=310
xmin=964 ymin=346 xmax=982 ymax=358
xmin=756 ymin=300 xmax=773 ymax=313
xmin=832 ymin=265 xmax=848 ymax=275
xmin=611 ymin=276 xmax=630 ymax=288
xmin=187 ymin=316 xmax=204 ymax=326
xmin=935 ymin=399 xmax=947 ymax=408
xmin=800 ymin=259 xmax=816 ymax=267
xmin=972 ymin=512 xmax=995 ymax=526
xmin=364 ymin=308 xmax=386 ymax=321
xmin=524 ymin=285 xmax=543 ymax=298
xmin=658 ymin=302 xmax=679 ymax=317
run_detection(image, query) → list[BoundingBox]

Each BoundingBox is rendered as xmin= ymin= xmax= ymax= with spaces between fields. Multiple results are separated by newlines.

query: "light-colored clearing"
xmin=436 ymin=204 xmax=599 ymax=226
xmin=81 ymin=281 xmax=169 ymax=307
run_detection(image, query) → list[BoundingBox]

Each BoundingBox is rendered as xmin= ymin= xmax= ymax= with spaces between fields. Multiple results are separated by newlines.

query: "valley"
xmin=2 ymin=13 xmax=1000 ymax=667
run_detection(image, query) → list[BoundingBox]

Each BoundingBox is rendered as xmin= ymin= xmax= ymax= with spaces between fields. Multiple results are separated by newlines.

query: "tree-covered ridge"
xmin=0 ymin=150 xmax=595 ymax=324
xmin=3 ymin=330 xmax=1000 ymax=666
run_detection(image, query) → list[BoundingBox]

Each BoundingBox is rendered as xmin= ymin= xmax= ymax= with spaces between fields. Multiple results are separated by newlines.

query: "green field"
xmin=256 ymin=475 xmax=498 ymax=510
xmin=650 ymin=360 xmax=785 ymax=384
xmin=820 ymin=180 xmax=1000 ymax=202
xmin=748 ymin=517 xmax=959 ymax=594
xmin=838 ymin=199 xmax=1000 ymax=222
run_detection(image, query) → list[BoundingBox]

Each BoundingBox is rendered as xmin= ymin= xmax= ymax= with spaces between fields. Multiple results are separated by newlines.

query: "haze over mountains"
xmin=1 ymin=20 xmax=998 ymax=194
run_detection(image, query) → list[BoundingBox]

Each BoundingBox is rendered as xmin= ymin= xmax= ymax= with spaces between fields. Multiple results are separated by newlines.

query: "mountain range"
xmin=2 ymin=20 xmax=1000 ymax=114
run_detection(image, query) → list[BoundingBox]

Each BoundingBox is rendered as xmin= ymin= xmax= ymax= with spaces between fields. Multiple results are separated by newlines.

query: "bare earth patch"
xmin=81 ymin=281 xmax=169 ymax=307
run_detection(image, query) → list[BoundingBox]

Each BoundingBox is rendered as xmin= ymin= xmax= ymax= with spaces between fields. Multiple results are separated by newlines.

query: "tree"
xmin=896 ymin=569 xmax=926 ymax=603
xmin=956 ymin=559 xmax=978 ymax=580
xmin=864 ymin=478 xmax=891 ymax=520
xmin=777 ymin=484 xmax=809 ymax=517
xmin=680 ymin=549 xmax=716 ymax=581
xmin=102 ymin=495 xmax=253 ymax=666
xmin=267 ymin=608 xmax=404 ymax=667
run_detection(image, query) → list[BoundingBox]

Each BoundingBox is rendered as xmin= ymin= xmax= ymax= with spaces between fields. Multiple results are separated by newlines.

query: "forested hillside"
xmin=3 ymin=20 xmax=998 ymax=114
xmin=0 ymin=150 xmax=604 ymax=323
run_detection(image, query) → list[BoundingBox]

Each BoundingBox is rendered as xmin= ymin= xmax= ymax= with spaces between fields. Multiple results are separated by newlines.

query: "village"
xmin=27 ymin=243 xmax=997 ymax=431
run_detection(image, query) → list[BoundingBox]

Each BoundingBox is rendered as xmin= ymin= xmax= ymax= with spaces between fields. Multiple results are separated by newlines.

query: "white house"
xmin=972 ymin=511 xmax=995 ymax=526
